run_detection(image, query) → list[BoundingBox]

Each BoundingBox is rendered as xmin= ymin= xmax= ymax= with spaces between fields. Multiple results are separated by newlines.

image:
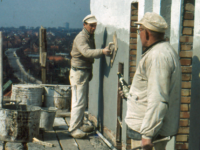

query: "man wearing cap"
xmin=69 ymin=14 xmax=111 ymax=138
xmin=121 ymin=12 xmax=181 ymax=149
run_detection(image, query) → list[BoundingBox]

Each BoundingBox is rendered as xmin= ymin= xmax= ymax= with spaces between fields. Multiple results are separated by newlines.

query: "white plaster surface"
xmin=90 ymin=0 xmax=182 ymax=148
xmin=136 ymin=0 xmax=145 ymax=66
xmin=170 ymin=0 xmax=182 ymax=53
xmin=90 ymin=0 xmax=139 ymax=44
xmin=153 ymin=0 xmax=161 ymax=14
xmin=145 ymin=0 xmax=153 ymax=12
xmin=90 ymin=0 xmax=138 ymax=30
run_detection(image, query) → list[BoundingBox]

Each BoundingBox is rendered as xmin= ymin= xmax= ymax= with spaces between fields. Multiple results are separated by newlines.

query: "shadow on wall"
xmin=101 ymin=27 xmax=111 ymax=78
xmin=97 ymin=27 xmax=111 ymax=133
xmin=189 ymin=56 xmax=200 ymax=150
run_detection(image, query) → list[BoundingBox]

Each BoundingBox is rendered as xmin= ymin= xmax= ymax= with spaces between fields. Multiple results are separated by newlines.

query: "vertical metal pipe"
xmin=0 ymin=32 xmax=3 ymax=107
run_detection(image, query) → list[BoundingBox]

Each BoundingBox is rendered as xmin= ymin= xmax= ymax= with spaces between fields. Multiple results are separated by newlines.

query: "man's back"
xmin=71 ymin=28 xmax=103 ymax=68
xmin=125 ymin=41 xmax=181 ymax=137
xmin=155 ymin=41 xmax=181 ymax=136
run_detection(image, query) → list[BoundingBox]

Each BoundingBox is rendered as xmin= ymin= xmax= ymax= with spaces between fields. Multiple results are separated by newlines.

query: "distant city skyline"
xmin=0 ymin=0 xmax=90 ymax=28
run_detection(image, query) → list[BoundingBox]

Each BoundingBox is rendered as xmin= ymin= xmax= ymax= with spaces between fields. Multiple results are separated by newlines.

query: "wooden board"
xmin=5 ymin=142 xmax=26 ymax=150
xmin=27 ymin=142 xmax=45 ymax=150
xmin=43 ymin=130 xmax=61 ymax=150
xmin=55 ymin=110 xmax=70 ymax=118
xmin=64 ymin=118 xmax=96 ymax=150
xmin=110 ymin=32 xmax=118 ymax=67
xmin=53 ymin=118 xmax=78 ymax=150
xmin=55 ymin=111 xmax=89 ymax=118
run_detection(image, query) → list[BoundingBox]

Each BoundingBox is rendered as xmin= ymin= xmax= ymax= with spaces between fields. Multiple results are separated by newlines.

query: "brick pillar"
xmin=175 ymin=1 xmax=194 ymax=149
xmin=129 ymin=3 xmax=138 ymax=84
xmin=125 ymin=2 xmax=138 ymax=150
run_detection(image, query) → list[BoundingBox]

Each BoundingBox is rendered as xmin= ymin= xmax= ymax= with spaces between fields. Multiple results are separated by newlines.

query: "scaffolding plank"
xmin=43 ymin=130 xmax=61 ymax=150
xmin=5 ymin=142 xmax=26 ymax=150
xmin=53 ymin=117 xmax=78 ymax=150
xmin=27 ymin=142 xmax=45 ymax=150
xmin=65 ymin=117 xmax=96 ymax=150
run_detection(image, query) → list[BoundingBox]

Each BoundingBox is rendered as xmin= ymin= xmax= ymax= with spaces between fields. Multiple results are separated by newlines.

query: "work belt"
xmin=71 ymin=66 xmax=92 ymax=71
xmin=127 ymin=127 xmax=142 ymax=140
xmin=127 ymin=127 xmax=169 ymax=141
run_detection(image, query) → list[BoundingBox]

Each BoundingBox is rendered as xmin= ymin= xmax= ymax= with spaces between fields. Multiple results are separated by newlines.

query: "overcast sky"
xmin=0 ymin=0 xmax=90 ymax=28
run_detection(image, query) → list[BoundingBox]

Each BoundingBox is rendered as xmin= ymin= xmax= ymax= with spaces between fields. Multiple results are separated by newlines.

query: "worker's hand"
xmin=102 ymin=46 xmax=111 ymax=56
xmin=141 ymin=138 xmax=153 ymax=150
xmin=118 ymin=87 xmax=125 ymax=98
xmin=118 ymin=85 xmax=130 ymax=99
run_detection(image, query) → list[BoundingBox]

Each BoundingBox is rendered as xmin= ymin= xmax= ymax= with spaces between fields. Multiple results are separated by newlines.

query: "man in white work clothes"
xmin=69 ymin=14 xmax=111 ymax=138
xmin=121 ymin=12 xmax=181 ymax=150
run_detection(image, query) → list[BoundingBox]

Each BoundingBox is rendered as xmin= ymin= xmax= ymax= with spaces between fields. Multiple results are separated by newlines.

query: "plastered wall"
xmin=89 ymin=0 xmax=180 ymax=149
xmin=89 ymin=0 xmax=136 ymax=137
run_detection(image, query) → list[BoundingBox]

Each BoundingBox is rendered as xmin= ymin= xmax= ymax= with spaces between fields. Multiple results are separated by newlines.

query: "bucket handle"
xmin=54 ymin=86 xmax=71 ymax=97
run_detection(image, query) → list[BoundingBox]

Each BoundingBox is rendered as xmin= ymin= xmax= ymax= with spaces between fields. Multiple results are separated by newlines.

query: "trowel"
xmin=108 ymin=32 xmax=118 ymax=67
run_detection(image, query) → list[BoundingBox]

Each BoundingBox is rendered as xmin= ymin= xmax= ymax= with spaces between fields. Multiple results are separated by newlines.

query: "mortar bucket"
xmin=0 ymin=104 xmax=41 ymax=142
xmin=42 ymin=85 xmax=71 ymax=110
xmin=39 ymin=107 xmax=57 ymax=130
xmin=11 ymin=84 xmax=43 ymax=106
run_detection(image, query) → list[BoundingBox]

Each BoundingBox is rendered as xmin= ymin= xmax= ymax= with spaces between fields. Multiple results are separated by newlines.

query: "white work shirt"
xmin=125 ymin=41 xmax=181 ymax=138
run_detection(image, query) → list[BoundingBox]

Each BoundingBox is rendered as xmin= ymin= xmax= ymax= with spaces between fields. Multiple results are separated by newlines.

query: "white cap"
xmin=83 ymin=14 xmax=97 ymax=24
xmin=135 ymin=12 xmax=168 ymax=33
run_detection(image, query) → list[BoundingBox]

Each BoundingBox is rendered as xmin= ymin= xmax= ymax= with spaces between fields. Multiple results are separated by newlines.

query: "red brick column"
xmin=124 ymin=2 xmax=139 ymax=150
xmin=129 ymin=3 xmax=138 ymax=85
xmin=175 ymin=1 xmax=194 ymax=149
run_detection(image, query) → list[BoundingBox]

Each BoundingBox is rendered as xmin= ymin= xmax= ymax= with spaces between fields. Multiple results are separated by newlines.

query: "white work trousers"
xmin=69 ymin=68 xmax=90 ymax=132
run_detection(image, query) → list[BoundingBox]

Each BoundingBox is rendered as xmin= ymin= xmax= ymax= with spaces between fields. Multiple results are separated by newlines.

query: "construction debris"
xmin=33 ymin=137 xmax=54 ymax=147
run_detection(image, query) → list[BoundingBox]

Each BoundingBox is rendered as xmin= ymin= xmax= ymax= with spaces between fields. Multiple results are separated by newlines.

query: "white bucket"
xmin=0 ymin=104 xmax=41 ymax=142
xmin=39 ymin=107 xmax=57 ymax=130
xmin=42 ymin=85 xmax=71 ymax=110
xmin=11 ymin=84 xmax=43 ymax=106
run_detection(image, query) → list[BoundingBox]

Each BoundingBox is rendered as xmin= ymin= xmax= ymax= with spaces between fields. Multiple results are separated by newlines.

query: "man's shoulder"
xmin=153 ymin=41 xmax=173 ymax=50
xmin=74 ymin=31 xmax=87 ymax=43
xmin=151 ymin=42 xmax=175 ymax=57
xmin=142 ymin=41 xmax=178 ymax=66
xmin=157 ymin=41 xmax=173 ymax=49
xmin=75 ymin=30 xmax=84 ymax=38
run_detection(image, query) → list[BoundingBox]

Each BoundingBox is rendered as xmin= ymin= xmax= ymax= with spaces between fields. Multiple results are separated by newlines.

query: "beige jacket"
xmin=125 ymin=41 xmax=181 ymax=138
xmin=71 ymin=28 xmax=103 ymax=68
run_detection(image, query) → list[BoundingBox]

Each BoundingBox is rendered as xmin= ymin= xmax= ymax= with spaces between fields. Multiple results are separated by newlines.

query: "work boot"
xmin=70 ymin=129 xmax=87 ymax=138
xmin=80 ymin=124 xmax=94 ymax=132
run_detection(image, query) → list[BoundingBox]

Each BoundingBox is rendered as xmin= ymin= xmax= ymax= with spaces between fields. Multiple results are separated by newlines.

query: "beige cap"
xmin=83 ymin=14 xmax=97 ymax=24
xmin=135 ymin=12 xmax=168 ymax=33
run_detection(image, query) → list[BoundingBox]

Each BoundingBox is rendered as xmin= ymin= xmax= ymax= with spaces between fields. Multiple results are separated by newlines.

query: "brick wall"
xmin=125 ymin=2 xmax=139 ymax=150
xmin=175 ymin=0 xmax=194 ymax=149
xmin=129 ymin=3 xmax=138 ymax=85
